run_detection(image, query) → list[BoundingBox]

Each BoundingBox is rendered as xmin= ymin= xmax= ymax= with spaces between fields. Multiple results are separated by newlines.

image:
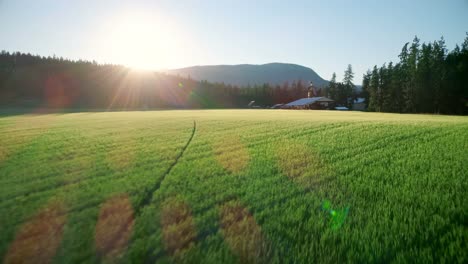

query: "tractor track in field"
xmin=135 ymin=120 xmax=197 ymax=215
xmin=7 ymin=121 xmax=197 ymax=228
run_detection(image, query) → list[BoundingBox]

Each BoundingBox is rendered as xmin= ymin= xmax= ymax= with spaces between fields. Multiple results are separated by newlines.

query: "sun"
xmin=104 ymin=13 xmax=183 ymax=70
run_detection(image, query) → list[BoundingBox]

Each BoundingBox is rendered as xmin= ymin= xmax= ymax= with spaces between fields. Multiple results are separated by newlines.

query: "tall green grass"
xmin=1 ymin=110 xmax=467 ymax=263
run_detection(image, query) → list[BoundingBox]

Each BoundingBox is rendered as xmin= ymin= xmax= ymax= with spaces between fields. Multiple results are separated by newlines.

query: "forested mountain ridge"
xmin=167 ymin=63 xmax=329 ymax=87
xmin=0 ymin=52 xmax=316 ymax=109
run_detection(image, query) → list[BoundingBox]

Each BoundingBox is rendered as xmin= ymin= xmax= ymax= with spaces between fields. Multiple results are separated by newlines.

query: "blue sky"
xmin=1 ymin=0 xmax=467 ymax=83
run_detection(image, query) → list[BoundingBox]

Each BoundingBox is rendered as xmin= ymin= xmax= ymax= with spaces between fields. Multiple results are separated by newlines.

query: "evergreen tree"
xmin=390 ymin=63 xmax=404 ymax=112
xmin=368 ymin=66 xmax=380 ymax=111
xmin=361 ymin=71 xmax=371 ymax=109
xmin=405 ymin=36 xmax=420 ymax=112
xmin=343 ymin=64 xmax=355 ymax=107
xmin=381 ymin=63 xmax=394 ymax=112
xmin=432 ymin=37 xmax=447 ymax=113
xmin=328 ymin=72 xmax=337 ymax=100
xmin=418 ymin=42 xmax=434 ymax=112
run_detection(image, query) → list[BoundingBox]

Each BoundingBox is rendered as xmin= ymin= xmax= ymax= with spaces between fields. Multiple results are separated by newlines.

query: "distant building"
xmin=284 ymin=97 xmax=335 ymax=110
xmin=352 ymin=98 xmax=366 ymax=111
xmin=280 ymin=81 xmax=334 ymax=110
xmin=335 ymin=106 xmax=349 ymax=111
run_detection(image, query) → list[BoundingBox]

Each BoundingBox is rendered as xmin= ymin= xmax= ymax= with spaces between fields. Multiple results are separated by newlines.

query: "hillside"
xmin=167 ymin=63 xmax=329 ymax=87
xmin=0 ymin=53 xmax=326 ymax=109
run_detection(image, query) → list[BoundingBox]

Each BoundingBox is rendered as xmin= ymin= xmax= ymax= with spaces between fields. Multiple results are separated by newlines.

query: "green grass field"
xmin=1 ymin=110 xmax=467 ymax=263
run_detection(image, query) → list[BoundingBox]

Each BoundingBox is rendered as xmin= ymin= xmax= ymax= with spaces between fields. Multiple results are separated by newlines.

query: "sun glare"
xmin=104 ymin=13 xmax=183 ymax=70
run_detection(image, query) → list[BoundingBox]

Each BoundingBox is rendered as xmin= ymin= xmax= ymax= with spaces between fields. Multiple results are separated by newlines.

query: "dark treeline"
xmin=3 ymin=34 xmax=467 ymax=115
xmin=362 ymin=34 xmax=468 ymax=115
xmin=0 ymin=51 xmax=318 ymax=110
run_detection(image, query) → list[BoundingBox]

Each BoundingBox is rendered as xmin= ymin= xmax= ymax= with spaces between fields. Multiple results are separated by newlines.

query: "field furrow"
xmin=1 ymin=110 xmax=467 ymax=263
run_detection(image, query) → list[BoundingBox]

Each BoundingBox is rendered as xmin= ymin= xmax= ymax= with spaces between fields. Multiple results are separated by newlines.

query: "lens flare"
xmin=322 ymin=200 xmax=349 ymax=230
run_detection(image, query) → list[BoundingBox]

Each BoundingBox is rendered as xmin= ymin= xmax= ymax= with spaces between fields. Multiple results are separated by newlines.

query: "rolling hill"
xmin=167 ymin=63 xmax=329 ymax=87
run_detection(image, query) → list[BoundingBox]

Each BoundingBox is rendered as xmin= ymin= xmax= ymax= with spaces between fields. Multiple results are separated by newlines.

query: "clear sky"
xmin=1 ymin=0 xmax=467 ymax=83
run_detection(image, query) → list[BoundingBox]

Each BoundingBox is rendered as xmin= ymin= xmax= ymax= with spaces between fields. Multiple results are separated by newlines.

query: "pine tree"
xmin=432 ymin=37 xmax=447 ymax=113
xmin=391 ymin=63 xmax=404 ymax=112
xmin=343 ymin=64 xmax=355 ymax=107
xmin=382 ymin=63 xmax=395 ymax=112
xmin=328 ymin=72 xmax=337 ymax=100
xmin=404 ymin=36 xmax=420 ymax=112
xmin=361 ymin=71 xmax=371 ymax=109
xmin=369 ymin=66 xmax=380 ymax=111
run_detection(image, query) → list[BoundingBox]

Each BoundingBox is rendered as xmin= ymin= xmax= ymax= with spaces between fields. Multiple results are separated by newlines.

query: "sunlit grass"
xmin=1 ymin=110 xmax=467 ymax=263
xmin=212 ymin=134 xmax=250 ymax=173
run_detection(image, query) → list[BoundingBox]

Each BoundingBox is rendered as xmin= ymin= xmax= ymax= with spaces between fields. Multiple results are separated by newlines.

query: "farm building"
xmin=335 ymin=106 xmax=349 ymax=111
xmin=284 ymin=97 xmax=335 ymax=110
